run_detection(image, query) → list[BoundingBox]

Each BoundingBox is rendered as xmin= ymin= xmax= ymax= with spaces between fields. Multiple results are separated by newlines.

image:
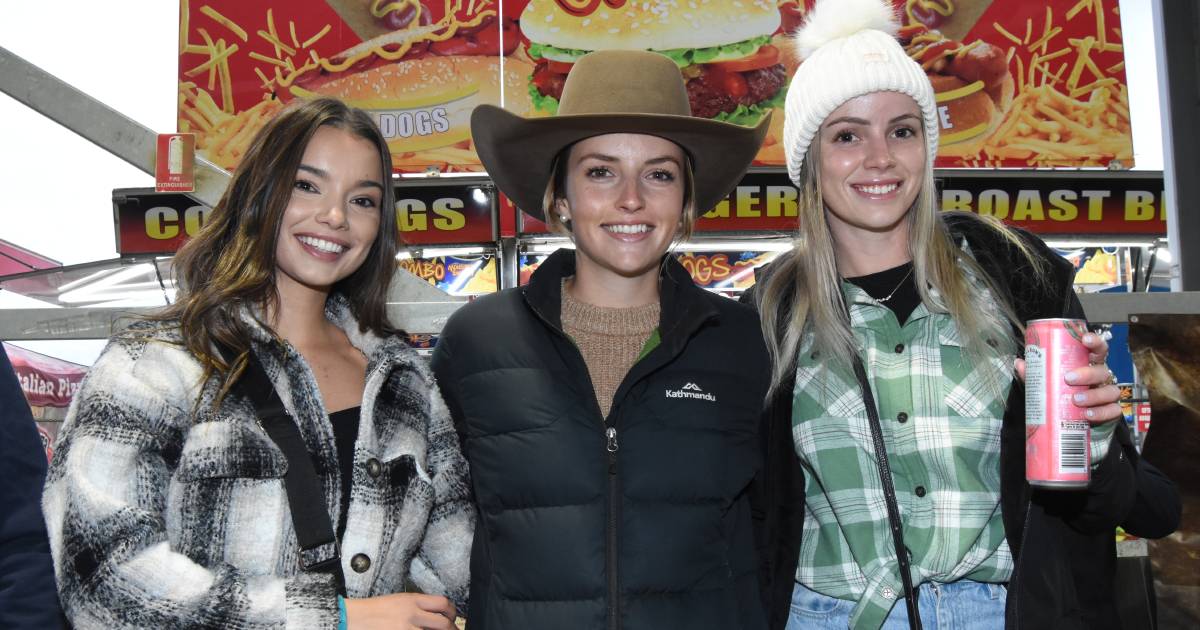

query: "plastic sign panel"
xmin=113 ymin=184 xmax=495 ymax=255
xmin=178 ymin=0 xmax=1130 ymax=173
xmin=156 ymin=133 xmax=196 ymax=192
xmin=517 ymin=171 xmax=1165 ymax=237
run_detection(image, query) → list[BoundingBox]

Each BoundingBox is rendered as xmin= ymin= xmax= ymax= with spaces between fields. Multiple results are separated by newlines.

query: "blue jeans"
xmin=785 ymin=580 xmax=1007 ymax=630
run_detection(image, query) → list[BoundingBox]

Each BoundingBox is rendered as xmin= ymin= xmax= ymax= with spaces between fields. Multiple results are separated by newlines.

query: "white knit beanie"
xmin=783 ymin=0 xmax=939 ymax=185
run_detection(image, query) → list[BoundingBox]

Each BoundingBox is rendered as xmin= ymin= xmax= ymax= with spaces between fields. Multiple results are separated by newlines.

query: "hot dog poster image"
xmin=178 ymin=0 xmax=1131 ymax=173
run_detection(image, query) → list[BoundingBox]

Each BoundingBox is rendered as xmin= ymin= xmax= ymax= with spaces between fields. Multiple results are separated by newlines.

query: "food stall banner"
xmin=519 ymin=170 xmax=1164 ymax=237
xmin=3 ymin=342 xmax=87 ymax=408
xmin=398 ymin=254 xmax=499 ymax=294
xmin=179 ymin=0 xmax=1130 ymax=174
xmin=113 ymin=184 xmax=496 ymax=255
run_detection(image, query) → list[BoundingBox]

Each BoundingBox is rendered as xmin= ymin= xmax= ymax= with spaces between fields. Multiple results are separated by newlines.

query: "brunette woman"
xmin=431 ymin=50 xmax=772 ymax=629
xmin=43 ymin=98 xmax=472 ymax=629
xmin=752 ymin=2 xmax=1179 ymax=629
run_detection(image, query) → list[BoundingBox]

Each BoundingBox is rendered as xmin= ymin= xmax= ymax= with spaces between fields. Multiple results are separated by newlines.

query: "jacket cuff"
xmin=1089 ymin=420 xmax=1118 ymax=468
xmin=284 ymin=573 xmax=341 ymax=629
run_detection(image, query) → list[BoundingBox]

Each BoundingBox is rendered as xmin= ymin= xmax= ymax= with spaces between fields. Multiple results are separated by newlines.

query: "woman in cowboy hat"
xmin=749 ymin=1 xmax=1179 ymax=629
xmin=431 ymin=50 xmax=772 ymax=629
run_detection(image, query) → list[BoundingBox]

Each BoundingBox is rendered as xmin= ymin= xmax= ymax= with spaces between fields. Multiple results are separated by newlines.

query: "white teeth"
xmin=856 ymin=183 xmax=899 ymax=195
xmin=604 ymin=224 xmax=650 ymax=234
xmin=298 ymin=235 xmax=346 ymax=254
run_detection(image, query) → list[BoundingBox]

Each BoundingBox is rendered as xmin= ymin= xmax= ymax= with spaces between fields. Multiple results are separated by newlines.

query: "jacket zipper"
xmin=523 ymin=295 xmax=625 ymax=629
xmin=607 ymin=426 xmax=620 ymax=630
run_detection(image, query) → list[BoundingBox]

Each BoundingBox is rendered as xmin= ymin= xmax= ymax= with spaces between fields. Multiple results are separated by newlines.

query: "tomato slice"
xmin=545 ymin=59 xmax=575 ymax=75
xmin=708 ymin=45 xmax=780 ymax=73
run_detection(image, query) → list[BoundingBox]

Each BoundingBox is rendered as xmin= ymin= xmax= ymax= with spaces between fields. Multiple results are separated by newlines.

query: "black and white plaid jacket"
xmin=43 ymin=296 xmax=473 ymax=628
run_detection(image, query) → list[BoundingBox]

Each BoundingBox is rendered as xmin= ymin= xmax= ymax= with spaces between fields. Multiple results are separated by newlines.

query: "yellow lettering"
xmin=183 ymin=205 xmax=209 ymax=236
xmin=396 ymin=199 xmax=428 ymax=232
xmin=977 ymin=190 xmax=1010 ymax=219
xmin=704 ymin=198 xmax=730 ymax=219
xmin=941 ymin=189 xmax=972 ymax=212
xmin=764 ymin=186 xmax=798 ymax=218
xmin=1047 ymin=190 xmax=1078 ymax=221
xmin=145 ymin=207 xmax=179 ymax=240
xmin=1080 ymin=190 xmax=1110 ymax=221
xmin=1124 ymin=190 xmax=1156 ymax=221
xmin=1012 ymin=190 xmax=1046 ymax=221
xmin=734 ymin=186 xmax=761 ymax=218
xmin=432 ymin=198 xmax=466 ymax=231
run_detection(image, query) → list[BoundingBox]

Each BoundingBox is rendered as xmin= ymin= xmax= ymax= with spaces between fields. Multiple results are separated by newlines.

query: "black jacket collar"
xmin=521 ymin=248 xmax=720 ymax=358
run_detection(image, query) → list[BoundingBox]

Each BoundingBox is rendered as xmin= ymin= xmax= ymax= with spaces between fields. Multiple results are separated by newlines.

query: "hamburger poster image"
xmin=178 ymin=0 xmax=1132 ymax=174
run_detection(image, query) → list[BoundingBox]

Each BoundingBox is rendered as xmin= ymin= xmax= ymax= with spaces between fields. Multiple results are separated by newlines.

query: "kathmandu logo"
xmin=665 ymin=382 xmax=716 ymax=402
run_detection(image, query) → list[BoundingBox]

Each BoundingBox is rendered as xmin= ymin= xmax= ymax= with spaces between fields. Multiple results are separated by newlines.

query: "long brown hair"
xmin=150 ymin=97 xmax=398 ymax=399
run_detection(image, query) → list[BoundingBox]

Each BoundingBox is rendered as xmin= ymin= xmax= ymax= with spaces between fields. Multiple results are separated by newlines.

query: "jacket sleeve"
xmin=42 ymin=339 xmax=339 ymax=629
xmin=1054 ymin=291 xmax=1142 ymax=535
xmin=1118 ymin=425 xmax=1181 ymax=539
xmin=0 ymin=347 xmax=66 ymax=629
xmin=407 ymin=360 xmax=475 ymax=614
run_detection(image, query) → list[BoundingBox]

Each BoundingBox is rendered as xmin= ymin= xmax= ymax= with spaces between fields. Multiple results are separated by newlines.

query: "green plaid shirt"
xmin=791 ymin=276 xmax=1117 ymax=629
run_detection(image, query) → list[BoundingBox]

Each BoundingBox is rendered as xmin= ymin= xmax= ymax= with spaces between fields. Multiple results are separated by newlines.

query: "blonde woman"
xmin=750 ymin=1 xmax=1177 ymax=629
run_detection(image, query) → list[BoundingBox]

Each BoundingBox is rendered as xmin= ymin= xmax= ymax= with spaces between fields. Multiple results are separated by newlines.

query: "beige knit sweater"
xmin=561 ymin=284 xmax=660 ymax=418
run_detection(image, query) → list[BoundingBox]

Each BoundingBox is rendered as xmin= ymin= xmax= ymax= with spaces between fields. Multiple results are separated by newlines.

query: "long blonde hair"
xmin=755 ymin=137 xmax=1043 ymax=397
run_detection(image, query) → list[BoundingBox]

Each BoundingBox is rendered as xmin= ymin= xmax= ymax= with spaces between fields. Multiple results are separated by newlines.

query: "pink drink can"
xmin=1024 ymin=318 xmax=1091 ymax=488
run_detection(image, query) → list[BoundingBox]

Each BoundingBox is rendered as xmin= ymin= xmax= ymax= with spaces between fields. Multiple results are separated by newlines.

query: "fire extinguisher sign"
xmin=155 ymin=133 xmax=195 ymax=193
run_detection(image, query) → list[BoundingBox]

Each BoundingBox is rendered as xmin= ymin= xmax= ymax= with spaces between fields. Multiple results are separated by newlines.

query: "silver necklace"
xmin=875 ymin=267 xmax=914 ymax=304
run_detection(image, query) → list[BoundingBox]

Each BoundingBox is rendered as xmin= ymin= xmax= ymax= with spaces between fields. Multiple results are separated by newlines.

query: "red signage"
xmin=156 ymin=133 xmax=196 ymax=193
xmin=113 ymin=184 xmax=496 ymax=255
xmin=3 ymin=342 xmax=88 ymax=408
xmin=516 ymin=171 xmax=1166 ymax=237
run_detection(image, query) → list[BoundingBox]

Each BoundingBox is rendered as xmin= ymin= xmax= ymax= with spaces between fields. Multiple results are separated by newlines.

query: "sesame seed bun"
xmin=520 ymin=0 xmax=781 ymax=52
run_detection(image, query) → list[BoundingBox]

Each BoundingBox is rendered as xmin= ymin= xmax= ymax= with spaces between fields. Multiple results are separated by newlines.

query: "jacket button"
xmin=897 ymin=412 xmax=908 ymax=423
xmin=915 ymin=485 xmax=927 ymax=498
xmin=350 ymin=553 xmax=371 ymax=573
xmin=366 ymin=458 xmax=382 ymax=478
xmin=811 ymin=351 xmax=820 ymax=361
xmin=894 ymin=343 xmax=905 ymax=353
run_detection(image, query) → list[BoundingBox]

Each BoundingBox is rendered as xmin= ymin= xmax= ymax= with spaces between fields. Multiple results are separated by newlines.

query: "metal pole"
xmin=1153 ymin=0 xmax=1200 ymax=290
xmin=0 ymin=45 xmax=229 ymax=208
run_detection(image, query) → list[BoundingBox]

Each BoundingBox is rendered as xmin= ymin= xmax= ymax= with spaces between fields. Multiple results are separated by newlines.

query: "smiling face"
xmin=817 ymin=91 xmax=927 ymax=248
xmin=273 ymin=125 xmax=385 ymax=297
xmin=556 ymin=133 xmax=687 ymax=284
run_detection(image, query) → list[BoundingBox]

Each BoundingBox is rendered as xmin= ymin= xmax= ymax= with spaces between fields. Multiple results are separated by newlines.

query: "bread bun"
xmin=304 ymin=56 xmax=533 ymax=155
xmin=520 ymin=0 xmax=780 ymax=52
xmin=929 ymin=73 xmax=1006 ymax=157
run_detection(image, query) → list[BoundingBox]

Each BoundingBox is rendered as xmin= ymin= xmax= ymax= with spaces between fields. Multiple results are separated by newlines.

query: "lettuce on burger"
xmin=521 ymin=0 xmax=786 ymax=126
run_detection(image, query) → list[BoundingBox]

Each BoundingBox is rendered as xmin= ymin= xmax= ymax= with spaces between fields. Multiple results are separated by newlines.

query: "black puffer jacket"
xmin=432 ymin=249 xmax=770 ymax=630
xmin=754 ymin=212 xmax=1180 ymax=629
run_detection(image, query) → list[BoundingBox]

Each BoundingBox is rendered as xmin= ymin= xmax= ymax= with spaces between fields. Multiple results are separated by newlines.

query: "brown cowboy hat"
xmin=470 ymin=49 xmax=771 ymax=220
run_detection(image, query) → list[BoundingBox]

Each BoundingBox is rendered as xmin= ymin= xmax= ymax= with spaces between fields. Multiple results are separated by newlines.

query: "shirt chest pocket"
xmin=176 ymin=421 xmax=288 ymax=481
xmin=938 ymin=326 xmax=1012 ymax=420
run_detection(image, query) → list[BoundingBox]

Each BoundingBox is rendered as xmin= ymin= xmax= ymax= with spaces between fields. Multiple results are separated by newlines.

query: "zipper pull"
xmin=606 ymin=427 xmax=618 ymax=453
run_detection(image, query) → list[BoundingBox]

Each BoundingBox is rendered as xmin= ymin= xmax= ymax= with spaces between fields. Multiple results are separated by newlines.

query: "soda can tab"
xmin=1025 ymin=318 xmax=1091 ymax=488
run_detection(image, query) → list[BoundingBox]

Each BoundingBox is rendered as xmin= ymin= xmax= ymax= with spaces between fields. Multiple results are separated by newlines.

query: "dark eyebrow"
xmin=297 ymin=164 xmax=384 ymax=191
xmin=824 ymin=113 xmax=921 ymax=128
xmin=575 ymin=154 xmax=683 ymax=167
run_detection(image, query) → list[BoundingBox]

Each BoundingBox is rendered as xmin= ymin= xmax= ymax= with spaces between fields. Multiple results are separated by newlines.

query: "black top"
xmin=845 ymin=262 xmax=919 ymax=325
xmin=0 ymin=347 xmax=66 ymax=628
xmin=430 ymin=249 xmax=771 ymax=630
xmin=328 ymin=406 xmax=361 ymax=541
